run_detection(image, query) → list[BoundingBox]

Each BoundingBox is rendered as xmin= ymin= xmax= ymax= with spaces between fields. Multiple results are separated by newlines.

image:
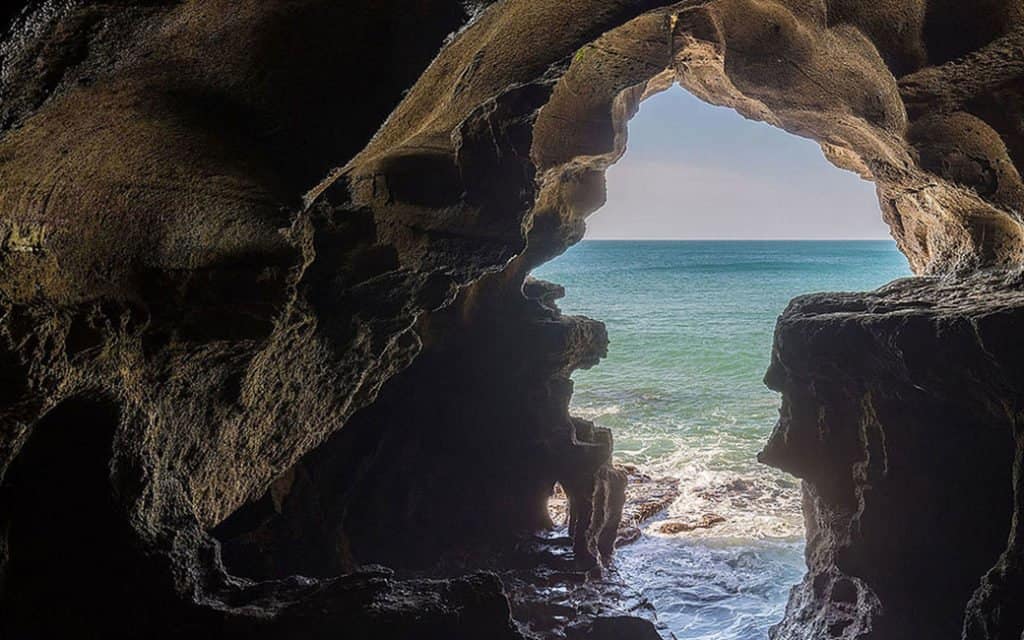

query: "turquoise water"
xmin=532 ymin=240 xmax=912 ymax=639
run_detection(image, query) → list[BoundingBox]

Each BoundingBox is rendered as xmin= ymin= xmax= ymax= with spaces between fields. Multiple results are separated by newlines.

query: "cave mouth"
xmin=531 ymin=85 xmax=913 ymax=637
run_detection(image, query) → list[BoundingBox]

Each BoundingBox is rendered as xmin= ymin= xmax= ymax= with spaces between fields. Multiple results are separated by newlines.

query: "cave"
xmin=527 ymin=85 xmax=918 ymax=637
xmin=3 ymin=1 xmax=1024 ymax=639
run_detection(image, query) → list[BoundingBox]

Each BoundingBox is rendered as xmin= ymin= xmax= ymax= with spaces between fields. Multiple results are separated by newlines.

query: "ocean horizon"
xmin=532 ymin=239 xmax=912 ymax=639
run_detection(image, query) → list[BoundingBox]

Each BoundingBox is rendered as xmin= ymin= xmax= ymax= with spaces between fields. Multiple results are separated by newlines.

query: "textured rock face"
xmin=213 ymin=275 xmax=617 ymax=577
xmin=2 ymin=0 xmax=1024 ymax=637
xmin=761 ymin=272 xmax=1024 ymax=639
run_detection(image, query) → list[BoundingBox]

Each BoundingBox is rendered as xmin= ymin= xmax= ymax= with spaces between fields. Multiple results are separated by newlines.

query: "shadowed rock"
xmin=761 ymin=271 xmax=1024 ymax=639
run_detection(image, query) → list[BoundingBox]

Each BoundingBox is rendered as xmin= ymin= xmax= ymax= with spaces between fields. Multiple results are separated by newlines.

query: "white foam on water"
xmin=637 ymin=443 xmax=804 ymax=541
xmin=573 ymin=404 xmax=622 ymax=420
xmin=614 ymin=535 xmax=805 ymax=640
xmin=600 ymin=414 xmax=805 ymax=638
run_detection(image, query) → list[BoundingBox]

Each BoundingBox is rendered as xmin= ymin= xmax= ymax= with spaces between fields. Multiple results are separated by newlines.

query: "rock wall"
xmin=761 ymin=272 xmax=1023 ymax=639
xmin=213 ymin=273 xmax=618 ymax=577
xmin=2 ymin=0 xmax=1024 ymax=638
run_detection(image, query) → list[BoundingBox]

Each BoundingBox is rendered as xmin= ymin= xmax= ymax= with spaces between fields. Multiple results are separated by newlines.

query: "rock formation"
xmin=761 ymin=272 xmax=1023 ymax=639
xmin=2 ymin=0 xmax=1024 ymax=638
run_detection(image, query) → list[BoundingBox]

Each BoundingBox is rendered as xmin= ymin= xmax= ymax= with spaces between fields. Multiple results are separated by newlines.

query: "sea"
xmin=531 ymin=240 xmax=912 ymax=639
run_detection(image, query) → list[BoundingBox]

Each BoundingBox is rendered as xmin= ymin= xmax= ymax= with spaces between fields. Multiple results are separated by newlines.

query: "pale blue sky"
xmin=585 ymin=85 xmax=892 ymax=240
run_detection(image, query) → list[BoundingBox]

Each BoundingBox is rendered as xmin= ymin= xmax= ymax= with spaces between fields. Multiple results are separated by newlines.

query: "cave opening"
xmin=199 ymin=45 xmax=1019 ymax=638
xmin=532 ymin=84 xmax=914 ymax=638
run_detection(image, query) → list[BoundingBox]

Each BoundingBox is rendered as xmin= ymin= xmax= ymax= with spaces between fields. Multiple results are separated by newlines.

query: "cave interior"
xmin=2 ymin=1 xmax=1024 ymax=639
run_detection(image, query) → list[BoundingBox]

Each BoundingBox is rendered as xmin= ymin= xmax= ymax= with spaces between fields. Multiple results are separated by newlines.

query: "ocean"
xmin=531 ymin=240 xmax=913 ymax=639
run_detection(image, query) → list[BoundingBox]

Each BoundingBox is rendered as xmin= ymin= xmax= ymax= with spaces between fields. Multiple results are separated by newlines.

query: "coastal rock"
xmin=550 ymin=464 xmax=681 ymax=548
xmin=489 ymin=531 xmax=665 ymax=639
xmin=2 ymin=0 xmax=1024 ymax=637
xmin=615 ymin=466 xmax=683 ymax=546
xmin=269 ymin=570 xmax=525 ymax=640
xmin=761 ymin=271 xmax=1024 ymax=639
xmin=567 ymin=616 xmax=664 ymax=640
xmin=657 ymin=514 xmax=727 ymax=535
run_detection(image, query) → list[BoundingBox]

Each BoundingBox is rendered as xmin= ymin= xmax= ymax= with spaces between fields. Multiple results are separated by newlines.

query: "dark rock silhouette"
xmin=761 ymin=271 xmax=1023 ymax=639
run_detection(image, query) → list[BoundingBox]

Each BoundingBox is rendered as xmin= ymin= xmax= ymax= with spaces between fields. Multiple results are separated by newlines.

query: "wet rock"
xmin=407 ymin=529 xmax=663 ymax=639
xmin=618 ymin=465 xmax=682 ymax=527
xmin=694 ymin=477 xmax=766 ymax=507
xmin=615 ymin=466 xmax=682 ymax=546
xmin=657 ymin=514 xmax=727 ymax=535
xmin=563 ymin=421 xmax=628 ymax=568
xmin=552 ymin=464 xmax=681 ymax=548
xmin=567 ymin=616 xmax=663 ymax=640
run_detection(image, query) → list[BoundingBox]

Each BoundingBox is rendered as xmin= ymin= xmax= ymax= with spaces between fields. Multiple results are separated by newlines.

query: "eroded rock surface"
xmin=548 ymin=464 xmax=682 ymax=547
xmin=761 ymin=271 xmax=1024 ymax=639
xmin=2 ymin=0 xmax=1024 ymax=637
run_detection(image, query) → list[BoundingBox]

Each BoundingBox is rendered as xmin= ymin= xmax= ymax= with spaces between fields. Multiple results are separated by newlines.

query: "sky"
xmin=584 ymin=85 xmax=893 ymax=240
